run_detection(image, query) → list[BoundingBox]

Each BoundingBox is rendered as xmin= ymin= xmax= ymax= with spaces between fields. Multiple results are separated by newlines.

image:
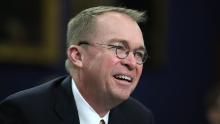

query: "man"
xmin=0 ymin=6 xmax=153 ymax=124
xmin=206 ymin=83 xmax=220 ymax=124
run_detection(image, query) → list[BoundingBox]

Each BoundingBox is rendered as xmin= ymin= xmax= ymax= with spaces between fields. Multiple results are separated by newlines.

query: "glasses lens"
xmin=115 ymin=45 xmax=148 ymax=65
xmin=116 ymin=47 xmax=128 ymax=59
xmin=135 ymin=50 xmax=147 ymax=64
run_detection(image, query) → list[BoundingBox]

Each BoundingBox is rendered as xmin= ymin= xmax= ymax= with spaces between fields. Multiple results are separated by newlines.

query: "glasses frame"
xmin=78 ymin=41 xmax=150 ymax=65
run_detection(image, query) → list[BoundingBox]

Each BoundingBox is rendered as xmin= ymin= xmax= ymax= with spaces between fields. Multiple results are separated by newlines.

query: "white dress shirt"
xmin=71 ymin=79 xmax=109 ymax=124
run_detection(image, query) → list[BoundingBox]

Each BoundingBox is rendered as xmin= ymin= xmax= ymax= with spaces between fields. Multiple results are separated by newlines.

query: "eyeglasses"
xmin=78 ymin=41 xmax=150 ymax=65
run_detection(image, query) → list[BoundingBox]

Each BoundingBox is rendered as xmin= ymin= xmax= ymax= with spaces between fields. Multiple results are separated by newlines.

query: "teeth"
xmin=115 ymin=74 xmax=132 ymax=82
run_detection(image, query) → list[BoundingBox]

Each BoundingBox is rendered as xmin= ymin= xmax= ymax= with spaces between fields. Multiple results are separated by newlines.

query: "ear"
xmin=67 ymin=45 xmax=83 ymax=68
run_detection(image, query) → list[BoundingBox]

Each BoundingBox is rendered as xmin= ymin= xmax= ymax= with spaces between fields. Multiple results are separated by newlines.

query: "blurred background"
xmin=0 ymin=0 xmax=219 ymax=124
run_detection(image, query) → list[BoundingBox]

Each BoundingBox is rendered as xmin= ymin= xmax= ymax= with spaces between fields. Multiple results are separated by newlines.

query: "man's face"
xmin=207 ymin=108 xmax=220 ymax=124
xmin=81 ymin=12 xmax=145 ymax=104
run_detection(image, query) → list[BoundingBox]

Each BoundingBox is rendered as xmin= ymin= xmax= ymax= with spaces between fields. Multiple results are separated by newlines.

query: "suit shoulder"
xmin=113 ymin=97 xmax=153 ymax=123
xmin=123 ymin=97 xmax=151 ymax=114
xmin=1 ymin=76 xmax=67 ymax=105
xmin=0 ymin=76 xmax=69 ymax=123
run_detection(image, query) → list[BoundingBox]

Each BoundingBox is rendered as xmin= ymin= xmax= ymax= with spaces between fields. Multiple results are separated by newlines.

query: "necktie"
xmin=99 ymin=119 xmax=105 ymax=124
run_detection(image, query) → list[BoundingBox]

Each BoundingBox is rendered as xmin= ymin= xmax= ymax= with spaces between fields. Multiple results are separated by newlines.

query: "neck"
xmin=77 ymin=83 xmax=110 ymax=117
xmin=73 ymin=77 xmax=110 ymax=117
xmin=72 ymin=74 xmax=122 ymax=117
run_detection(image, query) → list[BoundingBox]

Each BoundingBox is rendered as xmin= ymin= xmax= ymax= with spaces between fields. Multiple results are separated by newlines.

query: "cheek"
xmin=138 ymin=66 xmax=143 ymax=75
xmin=85 ymin=52 xmax=116 ymax=75
xmin=98 ymin=52 xmax=119 ymax=68
xmin=136 ymin=66 xmax=143 ymax=80
xmin=97 ymin=56 xmax=120 ymax=86
xmin=85 ymin=52 xmax=103 ymax=69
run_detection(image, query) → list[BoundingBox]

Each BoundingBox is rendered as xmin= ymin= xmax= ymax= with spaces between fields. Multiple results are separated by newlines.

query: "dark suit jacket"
xmin=0 ymin=76 xmax=153 ymax=124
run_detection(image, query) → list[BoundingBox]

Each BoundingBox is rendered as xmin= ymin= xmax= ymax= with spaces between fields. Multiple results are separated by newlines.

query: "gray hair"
xmin=65 ymin=6 xmax=146 ymax=73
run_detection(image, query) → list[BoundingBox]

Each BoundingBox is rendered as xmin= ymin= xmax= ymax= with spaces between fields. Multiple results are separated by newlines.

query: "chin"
xmin=115 ymin=92 xmax=131 ymax=101
xmin=106 ymin=92 xmax=131 ymax=109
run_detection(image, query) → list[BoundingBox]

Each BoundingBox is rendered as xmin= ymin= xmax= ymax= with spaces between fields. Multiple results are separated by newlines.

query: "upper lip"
xmin=113 ymin=73 xmax=134 ymax=82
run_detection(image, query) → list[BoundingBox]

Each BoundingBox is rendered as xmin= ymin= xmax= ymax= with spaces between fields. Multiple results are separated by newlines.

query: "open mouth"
xmin=113 ymin=74 xmax=133 ymax=82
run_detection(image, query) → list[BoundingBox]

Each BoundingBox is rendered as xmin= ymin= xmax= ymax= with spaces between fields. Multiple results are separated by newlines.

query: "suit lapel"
xmin=108 ymin=105 xmax=127 ymax=124
xmin=52 ymin=76 xmax=128 ymax=124
xmin=53 ymin=76 xmax=80 ymax=124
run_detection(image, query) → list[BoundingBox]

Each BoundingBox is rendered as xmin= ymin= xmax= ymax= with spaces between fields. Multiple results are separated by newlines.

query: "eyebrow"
xmin=107 ymin=39 xmax=146 ymax=51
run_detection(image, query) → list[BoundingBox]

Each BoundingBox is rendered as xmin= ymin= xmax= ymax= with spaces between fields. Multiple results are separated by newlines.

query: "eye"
xmin=135 ymin=51 xmax=145 ymax=58
xmin=108 ymin=45 xmax=126 ymax=50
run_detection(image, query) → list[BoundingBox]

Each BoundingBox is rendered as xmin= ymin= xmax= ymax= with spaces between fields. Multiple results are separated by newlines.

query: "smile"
xmin=113 ymin=74 xmax=133 ymax=82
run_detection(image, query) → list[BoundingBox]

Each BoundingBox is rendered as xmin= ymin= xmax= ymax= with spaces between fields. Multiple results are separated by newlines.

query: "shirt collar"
xmin=71 ymin=79 xmax=109 ymax=124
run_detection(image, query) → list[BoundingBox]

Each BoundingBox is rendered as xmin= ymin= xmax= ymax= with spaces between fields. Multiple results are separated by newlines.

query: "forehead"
xmin=92 ymin=12 xmax=145 ymax=48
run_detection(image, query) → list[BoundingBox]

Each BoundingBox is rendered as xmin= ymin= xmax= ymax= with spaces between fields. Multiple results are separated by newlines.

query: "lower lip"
xmin=114 ymin=78 xmax=132 ymax=87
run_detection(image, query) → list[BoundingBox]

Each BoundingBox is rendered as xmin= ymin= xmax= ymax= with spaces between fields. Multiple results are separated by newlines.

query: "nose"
xmin=121 ymin=52 xmax=136 ymax=70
